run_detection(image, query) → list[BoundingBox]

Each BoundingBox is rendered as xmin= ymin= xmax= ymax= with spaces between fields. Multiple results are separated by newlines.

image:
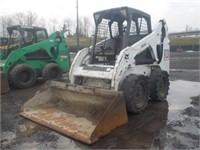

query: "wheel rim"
xmin=134 ymin=81 xmax=146 ymax=108
xmin=19 ymin=70 xmax=30 ymax=82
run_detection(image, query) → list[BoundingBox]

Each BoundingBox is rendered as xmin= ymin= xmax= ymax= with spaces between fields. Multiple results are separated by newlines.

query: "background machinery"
xmin=0 ymin=25 xmax=70 ymax=93
xmin=21 ymin=7 xmax=170 ymax=144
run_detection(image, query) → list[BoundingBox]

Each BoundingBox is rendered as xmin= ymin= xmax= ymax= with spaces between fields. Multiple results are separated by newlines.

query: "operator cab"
xmin=7 ymin=25 xmax=48 ymax=50
xmin=92 ymin=6 xmax=152 ymax=65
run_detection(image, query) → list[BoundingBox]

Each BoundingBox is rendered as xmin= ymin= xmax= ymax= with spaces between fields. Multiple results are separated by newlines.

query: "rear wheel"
xmin=9 ymin=64 xmax=37 ymax=88
xmin=121 ymin=74 xmax=149 ymax=113
xmin=150 ymin=70 xmax=169 ymax=101
xmin=42 ymin=63 xmax=63 ymax=81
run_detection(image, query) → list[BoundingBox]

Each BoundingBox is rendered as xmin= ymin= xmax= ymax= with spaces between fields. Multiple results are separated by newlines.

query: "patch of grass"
xmin=66 ymin=37 xmax=91 ymax=48
xmin=67 ymin=36 xmax=200 ymax=48
xmin=169 ymin=37 xmax=200 ymax=46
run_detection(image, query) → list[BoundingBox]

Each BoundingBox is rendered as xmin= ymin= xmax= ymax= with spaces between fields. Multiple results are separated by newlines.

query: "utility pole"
xmin=186 ymin=25 xmax=188 ymax=32
xmin=76 ymin=0 xmax=79 ymax=52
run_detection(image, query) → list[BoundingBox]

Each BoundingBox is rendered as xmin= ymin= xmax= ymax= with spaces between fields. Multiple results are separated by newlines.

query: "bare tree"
xmin=78 ymin=17 xmax=84 ymax=37
xmin=0 ymin=15 xmax=15 ymax=37
xmin=14 ymin=12 xmax=26 ymax=25
xmin=48 ymin=18 xmax=59 ymax=34
xmin=37 ymin=18 xmax=46 ymax=28
xmin=14 ymin=11 xmax=38 ymax=26
xmin=26 ymin=11 xmax=38 ymax=26
xmin=0 ymin=17 xmax=7 ymax=37
xmin=63 ymin=18 xmax=75 ymax=37
xmin=0 ymin=11 xmax=42 ymax=37
xmin=82 ymin=16 xmax=91 ymax=37
xmin=0 ymin=12 xmax=94 ymax=38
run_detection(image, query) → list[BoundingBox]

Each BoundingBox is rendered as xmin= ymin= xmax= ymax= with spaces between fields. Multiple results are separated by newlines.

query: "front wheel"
xmin=121 ymin=74 xmax=149 ymax=113
xmin=9 ymin=64 xmax=37 ymax=88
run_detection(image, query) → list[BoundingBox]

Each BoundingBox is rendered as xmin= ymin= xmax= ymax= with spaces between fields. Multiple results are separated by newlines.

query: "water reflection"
xmin=163 ymin=80 xmax=200 ymax=149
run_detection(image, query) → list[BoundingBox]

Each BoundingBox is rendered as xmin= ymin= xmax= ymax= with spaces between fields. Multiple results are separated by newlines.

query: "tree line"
xmin=0 ymin=11 xmax=94 ymax=38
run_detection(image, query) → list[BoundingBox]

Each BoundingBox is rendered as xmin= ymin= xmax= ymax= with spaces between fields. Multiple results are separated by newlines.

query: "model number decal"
xmin=164 ymin=49 xmax=170 ymax=61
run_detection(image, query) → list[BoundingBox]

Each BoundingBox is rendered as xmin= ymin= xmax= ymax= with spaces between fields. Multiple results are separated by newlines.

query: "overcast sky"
xmin=0 ymin=0 xmax=199 ymax=32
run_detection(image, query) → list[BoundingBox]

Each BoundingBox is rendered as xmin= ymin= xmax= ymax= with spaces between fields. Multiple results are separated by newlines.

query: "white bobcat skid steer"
xmin=21 ymin=7 xmax=170 ymax=144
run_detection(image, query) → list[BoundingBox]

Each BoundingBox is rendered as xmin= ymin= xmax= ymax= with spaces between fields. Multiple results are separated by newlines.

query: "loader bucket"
xmin=20 ymin=81 xmax=128 ymax=144
xmin=0 ymin=72 xmax=10 ymax=94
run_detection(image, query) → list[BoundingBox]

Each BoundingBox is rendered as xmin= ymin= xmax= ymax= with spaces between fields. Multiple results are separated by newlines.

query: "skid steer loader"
xmin=21 ymin=7 xmax=170 ymax=144
xmin=0 ymin=25 xmax=70 ymax=93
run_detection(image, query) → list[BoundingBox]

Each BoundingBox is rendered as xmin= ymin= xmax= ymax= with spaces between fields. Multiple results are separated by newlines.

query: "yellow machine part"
xmin=0 ymin=43 xmax=17 ymax=50
xmin=0 ymin=72 xmax=10 ymax=94
xmin=20 ymin=81 xmax=128 ymax=144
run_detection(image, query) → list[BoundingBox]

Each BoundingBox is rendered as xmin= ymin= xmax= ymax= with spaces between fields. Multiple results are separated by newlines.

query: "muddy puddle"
xmin=163 ymin=80 xmax=200 ymax=149
xmin=17 ymin=121 xmax=42 ymax=137
xmin=1 ymin=80 xmax=200 ymax=149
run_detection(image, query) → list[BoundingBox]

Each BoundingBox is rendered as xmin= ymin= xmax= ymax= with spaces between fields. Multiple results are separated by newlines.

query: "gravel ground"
xmin=1 ymin=51 xmax=200 ymax=149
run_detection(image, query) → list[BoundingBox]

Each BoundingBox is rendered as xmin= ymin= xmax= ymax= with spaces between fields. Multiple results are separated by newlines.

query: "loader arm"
xmin=112 ymin=20 xmax=169 ymax=90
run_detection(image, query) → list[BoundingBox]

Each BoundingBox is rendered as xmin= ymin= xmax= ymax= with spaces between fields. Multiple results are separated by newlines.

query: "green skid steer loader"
xmin=0 ymin=25 xmax=70 ymax=93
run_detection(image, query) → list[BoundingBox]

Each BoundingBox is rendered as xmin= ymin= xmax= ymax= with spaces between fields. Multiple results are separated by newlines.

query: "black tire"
xmin=121 ymin=74 xmax=149 ymax=113
xmin=9 ymin=64 xmax=37 ymax=88
xmin=150 ymin=70 xmax=170 ymax=101
xmin=42 ymin=63 xmax=63 ymax=81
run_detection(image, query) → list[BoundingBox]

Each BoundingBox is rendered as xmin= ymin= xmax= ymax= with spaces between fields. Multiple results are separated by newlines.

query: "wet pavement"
xmin=163 ymin=80 xmax=199 ymax=149
xmin=1 ymin=51 xmax=200 ymax=149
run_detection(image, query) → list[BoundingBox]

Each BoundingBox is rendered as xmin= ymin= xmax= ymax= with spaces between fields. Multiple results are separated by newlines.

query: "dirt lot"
xmin=1 ymin=51 xmax=200 ymax=149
